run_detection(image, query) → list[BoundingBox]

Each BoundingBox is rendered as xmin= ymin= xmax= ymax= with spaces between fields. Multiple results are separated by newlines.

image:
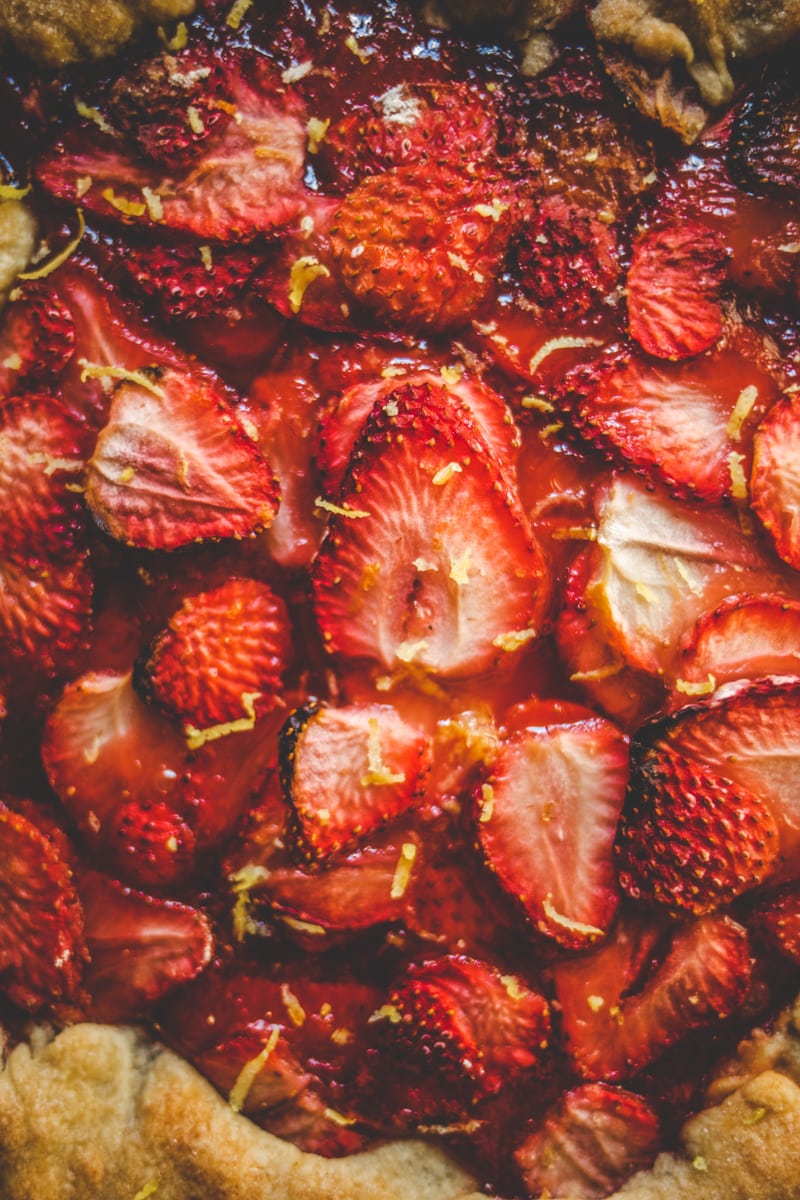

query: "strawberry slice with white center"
xmin=626 ymin=219 xmax=727 ymax=360
xmin=0 ymin=802 xmax=86 ymax=1012
xmin=751 ymin=392 xmax=800 ymax=569
xmin=136 ymin=577 xmax=290 ymax=730
xmin=640 ymin=676 xmax=800 ymax=880
xmin=377 ymin=955 xmax=551 ymax=1112
xmin=567 ymin=345 xmax=777 ymax=503
xmin=474 ymin=701 xmax=629 ymax=949
xmin=553 ymin=911 xmax=753 ymax=1080
xmin=579 ymin=474 xmax=794 ymax=677
xmin=36 ymin=49 xmax=309 ymax=240
xmin=78 ymin=868 xmax=212 ymax=1022
xmin=85 ymin=365 xmax=279 ymax=550
xmin=312 ymin=382 xmax=549 ymax=679
xmin=668 ymin=594 xmax=800 ymax=705
xmin=318 ymin=372 xmax=520 ymax=498
xmin=279 ymin=701 xmax=430 ymax=861
xmin=514 ymin=1083 xmax=661 ymax=1200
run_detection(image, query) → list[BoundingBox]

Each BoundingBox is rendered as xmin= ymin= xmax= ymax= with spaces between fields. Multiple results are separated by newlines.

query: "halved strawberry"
xmin=318 ymin=80 xmax=499 ymax=186
xmin=107 ymin=800 xmax=198 ymax=892
xmin=136 ymin=578 xmax=290 ymax=730
xmin=318 ymin=371 xmax=519 ymax=499
xmin=0 ymin=284 xmax=74 ymax=394
xmin=106 ymin=45 xmax=231 ymax=170
xmin=79 ymin=868 xmax=212 ymax=1021
xmin=312 ymin=383 xmax=549 ymax=679
xmin=0 ymin=393 xmax=87 ymax=560
xmin=750 ymin=884 xmax=800 ymax=964
xmin=751 ymin=393 xmax=800 ymax=569
xmin=474 ymin=701 xmax=629 ymax=949
xmin=575 ymin=475 xmax=792 ymax=678
xmin=626 ymin=220 xmax=727 ymax=360
xmin=279 ymin=701 xmax=430 ymax=861
xmin=329 ymin=164 xmax=514 ymax=332
xmin=375 ymin=955 xmax=551 ymax=1112
xmin=668 ymin=594 xmax=800 ymax=704
xmin=85 ymin=365 xmax=280 ymax=551
xmin=617 ymin=747 xmax=780 ymax=915
xmin=553 ymin=911 xmax=753 ymax=1080
xmin=514 ymin=1083 xmax=661 ymax=1200
xmin=515 ymin=194 xmax=621 ymax=319
xmin=637 ymin=676 xmax=800 ymax=881
xmin=0 ymin=801 xmax=86 ymax=1011
xmin=566 ymin=345 xmax=777 ymax=502
xmin=115 ymin=239 xmax=267 ymax=323
xmin=727 ymin=57 xmax=800 ymax=199
xmin=36 ymin=49 xmax=309 ymax=240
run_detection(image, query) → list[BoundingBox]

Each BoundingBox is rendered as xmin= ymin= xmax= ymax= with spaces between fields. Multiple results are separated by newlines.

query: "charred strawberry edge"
xmin=1 ymin=5 xmax=800 ymax=1199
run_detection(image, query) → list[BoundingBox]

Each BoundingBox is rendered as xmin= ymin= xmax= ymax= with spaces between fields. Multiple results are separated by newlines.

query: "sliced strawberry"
xmin=617 ymin=747 xmax=780 ymax=915
xmin=474 ymin=702 xmax=629 ymax=949
xmin=553 ymin=911 xmax=753 ymax=1080
xmin=79 ymin=868 xmax=212 ymax=1021
xmin=638 ymin=677 xmax=800 ymax=881
xmin=42 ymin=667 xmax=280 ymax=883
xmin=555 ymin=547 xmax=665 ymax=728
xmin=566 ymin=345 xmax=777 ymax=502
xmin=256 ymin=831 xmax=421 ymax=946
xmin=329 ymin=164 xmax=514 ymax=332
xmin=280 ymin=701 xmax=430 ymax=861
xmin=115 ymin=239 xmax=267 ymax=323
xmin=106 ymin=45 xmax=232 ymax=170
xmin=0 ymin=553 xmax=93 ymax=684
xmin=751 ymin=393 xmax=800 ymax=569
xmin=750 ymin=884 xmax=800 ymax=964
xmin=136 ymin=578 xmax=290 ymax=729
xmin=515 ymin=194 xmax=621 ymax=319
xmin=318 ymin=80 xmax=499 ymax=186
xmin=577 ymin=475 xmax=792 ymax=677
xmin=312 ymin=383 xmax=549 ymax=679
xmin=85 ymin=365 xmax=279 ymax=551
xmin=318 ymin=371 xmax=519 ymax=499
xmin=376 ymin=956 xmax=551 ymax=1113
xmin=0 ymin=284 xmax=74 ymax=393
xmin=626 ymin=220 xmax=727 ymax=360
xmin=36 ymin=50 xmax=309 ymax=240
xmin=669 ymin=594 xmax=800 ymax=704
xmin=245 ymin=364 xmax=326 ymax=569
xmin=728 ymin=58 xmax=800 ymax=199
xmin=0 ymin=393 xmax=87 ymax=560
xmin=0 ymin=801 xmax=86 ymax=1011
xmin=515 ymin=1083 xmax=661 ymax=1200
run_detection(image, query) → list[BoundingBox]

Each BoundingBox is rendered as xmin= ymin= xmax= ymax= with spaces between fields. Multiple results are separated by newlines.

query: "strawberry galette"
xmin=3 ymin=3 xmax=800 ymax=1199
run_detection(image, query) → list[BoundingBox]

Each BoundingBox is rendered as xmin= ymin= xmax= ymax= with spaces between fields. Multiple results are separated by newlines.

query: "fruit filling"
xmin=3 ymin=3 xmax=800 ymax=1198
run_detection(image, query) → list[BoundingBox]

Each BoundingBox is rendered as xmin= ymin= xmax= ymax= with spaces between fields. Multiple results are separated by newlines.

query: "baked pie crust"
xmin=2 ymin=2 xmax=800 ymax=1198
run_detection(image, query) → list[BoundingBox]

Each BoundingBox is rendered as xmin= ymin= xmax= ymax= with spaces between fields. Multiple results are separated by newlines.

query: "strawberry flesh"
xmin=626 ymin=220 xmax=727 ymax=360
xmin=79 ymin=868 xmax=212 ymax=1021
xmin=85 ymin=365 xmax=280 ymax=551
xmin=475 ymin=702 xmax=629 ymax=949
xmin=515 ymin=1082 xmax=661 ymax=1200
xmin=516 ymin=194 xmax=620 ymax=318
xmin=0 ymin=802 xmax=86 ymax=1012
xmin=280 ymin=701 xmax=430 ymax=861
xmin=312 ymin=382 xmax=549 ymax=679
xmin=751 ymin=393 xmax=800 ymax=569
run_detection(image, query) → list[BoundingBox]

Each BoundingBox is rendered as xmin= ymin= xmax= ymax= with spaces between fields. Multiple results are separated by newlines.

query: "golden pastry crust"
xmin=5 ymin=1006 xmax=800 ymax=1200
xmin=0 ymin=0 xmax=196 ymax=67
